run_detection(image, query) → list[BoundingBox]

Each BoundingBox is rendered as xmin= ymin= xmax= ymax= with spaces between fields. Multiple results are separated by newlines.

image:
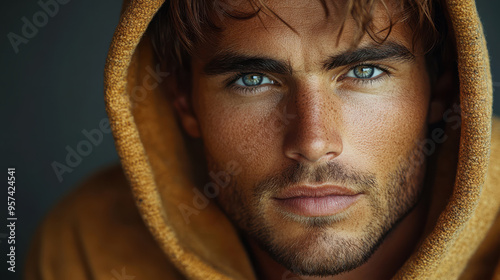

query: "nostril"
xmin=284 ymin=134 xmax=343 ymax=163
xmin=324 ymin=151 xmax=339 ymax=161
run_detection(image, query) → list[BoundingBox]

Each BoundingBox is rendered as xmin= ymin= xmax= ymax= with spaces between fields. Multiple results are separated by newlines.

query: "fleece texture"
xmin=24 ymin=0 xmax=500 ymax=279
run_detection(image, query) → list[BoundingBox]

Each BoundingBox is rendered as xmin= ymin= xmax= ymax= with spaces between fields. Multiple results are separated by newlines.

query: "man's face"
xmin=178 ymin=0 xmax=432 ymax=276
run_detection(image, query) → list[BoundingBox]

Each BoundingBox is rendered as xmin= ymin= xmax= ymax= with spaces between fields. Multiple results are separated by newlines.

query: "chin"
xmin=253 ymin=219 xmax=385 ymax=276
xmin=245 ymin=197 xmax=406 ymax=277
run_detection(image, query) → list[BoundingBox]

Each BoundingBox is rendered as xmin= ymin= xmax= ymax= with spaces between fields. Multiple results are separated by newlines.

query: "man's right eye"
xmin=234 ymin=73 xmax=276 ymax=87
xmin=345 ymin=65 xmax=386 ymax=80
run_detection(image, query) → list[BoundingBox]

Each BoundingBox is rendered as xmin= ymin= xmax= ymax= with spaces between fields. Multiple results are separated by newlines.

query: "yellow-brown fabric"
xmin=24 ymin=0 xmax=500 ymax=279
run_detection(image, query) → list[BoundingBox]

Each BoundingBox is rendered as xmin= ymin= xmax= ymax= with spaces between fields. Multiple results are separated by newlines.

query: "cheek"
xmin=342 ymin=72 xmax=430 ymax=176
xmin=194 ymin=92 xmax=284 ymax=181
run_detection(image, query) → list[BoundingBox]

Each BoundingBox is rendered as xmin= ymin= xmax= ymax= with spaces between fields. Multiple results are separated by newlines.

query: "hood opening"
xmin=104 ymin=0 xmax=494 ymax=279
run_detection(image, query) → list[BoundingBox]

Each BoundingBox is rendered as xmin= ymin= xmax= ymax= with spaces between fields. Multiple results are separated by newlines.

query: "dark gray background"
xmin=1 ymin=1 xmax=499 ymax=279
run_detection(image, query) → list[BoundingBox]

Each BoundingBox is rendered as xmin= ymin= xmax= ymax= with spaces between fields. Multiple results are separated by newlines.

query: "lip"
xmin=273 ymin=185 xmax=362 ymax=217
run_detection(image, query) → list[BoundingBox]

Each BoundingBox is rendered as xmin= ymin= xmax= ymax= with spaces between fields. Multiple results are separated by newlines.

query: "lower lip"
xmin=273 ymin=194 xmax=361 ymax=217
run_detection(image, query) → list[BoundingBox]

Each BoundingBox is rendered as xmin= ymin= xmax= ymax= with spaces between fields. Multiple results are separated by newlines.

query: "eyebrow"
xmin=322 ymin=42 xmax=415 ymax=70
xmin=202 ymin=42 xmax=415 ymax=76
xmin=203 ymin=52 xmax=293 ymax=76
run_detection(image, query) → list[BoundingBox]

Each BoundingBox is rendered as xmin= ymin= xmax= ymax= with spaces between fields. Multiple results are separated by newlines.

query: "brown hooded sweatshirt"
xmin=24 ymin=0 xmax=500 ymax=279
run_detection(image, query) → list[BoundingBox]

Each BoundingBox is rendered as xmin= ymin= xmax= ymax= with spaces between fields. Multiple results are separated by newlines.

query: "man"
xmin=25 ymin=0 xmax=500 ymax=279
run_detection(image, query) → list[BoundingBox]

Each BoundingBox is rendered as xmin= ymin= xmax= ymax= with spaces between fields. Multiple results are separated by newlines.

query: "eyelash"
xmin=225 ymin=64 xmax=391 ymax=95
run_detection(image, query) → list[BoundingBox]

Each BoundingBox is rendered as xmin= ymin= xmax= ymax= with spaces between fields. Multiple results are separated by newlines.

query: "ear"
xmin=427 ymin=68 xmax=454 ymax=124
xmin=166 ymin=73 xmax=201 ymax=138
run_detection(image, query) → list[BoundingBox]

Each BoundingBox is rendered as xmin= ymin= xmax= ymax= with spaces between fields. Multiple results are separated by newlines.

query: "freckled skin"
xmin=173 ymin=0 xmax=438 ymax=279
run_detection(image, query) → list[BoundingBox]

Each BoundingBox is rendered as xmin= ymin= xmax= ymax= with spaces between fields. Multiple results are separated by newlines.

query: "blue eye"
xmin=346 ymin=65 xmax=385 ymax=79
xmin=235 ymin=73 xmax=275 ymax=87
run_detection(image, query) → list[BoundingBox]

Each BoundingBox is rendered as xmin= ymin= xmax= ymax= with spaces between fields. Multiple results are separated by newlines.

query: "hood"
xmin=103 ymin=0 xmax=498 ymax=279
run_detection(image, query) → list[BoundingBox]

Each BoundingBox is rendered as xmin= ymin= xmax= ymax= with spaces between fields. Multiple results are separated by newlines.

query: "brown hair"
xmin=148 ymin=0 xmax=445 ymax=76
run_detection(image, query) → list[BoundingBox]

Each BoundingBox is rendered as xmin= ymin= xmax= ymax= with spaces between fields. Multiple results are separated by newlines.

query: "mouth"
xmin=272 ymin=185 xmax=362 ymax=217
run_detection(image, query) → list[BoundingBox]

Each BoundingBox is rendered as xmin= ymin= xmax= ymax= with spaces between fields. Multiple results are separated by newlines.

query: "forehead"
xmin=195 ymin=0 xmax=411 ymax=66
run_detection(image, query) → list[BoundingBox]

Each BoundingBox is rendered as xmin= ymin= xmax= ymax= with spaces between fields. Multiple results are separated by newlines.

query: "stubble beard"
xmin=210 ymin=141 xmax=427 ymax=277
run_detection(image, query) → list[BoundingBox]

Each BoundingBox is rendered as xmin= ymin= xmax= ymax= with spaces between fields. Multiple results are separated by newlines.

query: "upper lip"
xmin=274 ymin=184 xmax=359 ymax=199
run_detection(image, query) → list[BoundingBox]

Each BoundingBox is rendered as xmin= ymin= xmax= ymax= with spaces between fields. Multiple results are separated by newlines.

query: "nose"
xmin=283 ymin=82 xmax=343 ymax=163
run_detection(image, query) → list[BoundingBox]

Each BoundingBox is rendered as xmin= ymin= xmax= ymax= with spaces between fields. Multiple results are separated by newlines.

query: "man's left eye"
xmin=235 ymin=73 xmax=275 ymax=87
xmin=346 ymin=65 xmax=385 ymax=79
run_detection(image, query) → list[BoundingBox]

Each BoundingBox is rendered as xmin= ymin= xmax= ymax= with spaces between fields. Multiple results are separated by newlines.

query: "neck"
xmin=246 ymin=196 xmax=429 ymax=280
